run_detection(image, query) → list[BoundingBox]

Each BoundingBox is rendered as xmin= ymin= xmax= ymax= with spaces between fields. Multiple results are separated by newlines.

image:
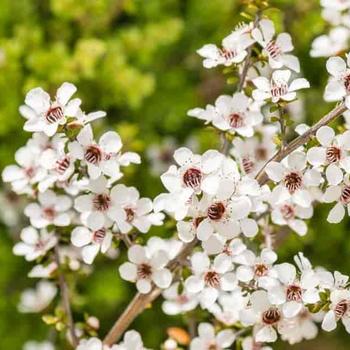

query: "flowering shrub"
xmin=4 ymin=0 xmax=350 ymax=349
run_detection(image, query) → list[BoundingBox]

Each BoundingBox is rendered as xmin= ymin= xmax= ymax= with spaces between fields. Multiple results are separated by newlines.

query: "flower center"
xmin=229 ymin=113 xmax=244 ymax=129
xmin=93 ymin=228 xmax=106 ymax=244
xmin=207 ymin=202 xmax=226 ymax=221
xmin=326 ymin=146 xmax=342 ymax=163
xmin=341 ymin=186 xmax=350 ymax=204
xmin=93 ymin=194 xmax=111 ymax=211
xmin=34 ymin=239 xmax=46 ymax=251
xmin=344 ymin=74 xmax=350 ymax=92
xmin=183 ymin=168 xmax=202 ymax=189
xmin=219 ymin=48 xmax=236 ymax=60
xmin=85 ymin=145 xmax=103 ymax=164
xmin=254 ymin=263 xmax=269 ymax=277
xmin=255 ymin=147 xmax=268 ymax=161
xmin=43 ymin=207 xmax=55 ymax=221
xmin=204 ymin=271 xmax=221 ymax=288
xmin=56 ymin=156 xmax=70 ymax=174
xmin=280 ymin=204 xmax=295 ymax=220
xmin=208 ymin=343 xmax=218 ymax=350
xmin=242 ymin=156 xmax=255 ymax=174
xmin=137 ymin=263 xmax=152 ymax=279
xmin=25 ymin=167 xmax=35 ymax=178
xmin=262 ymin=307 xmax=281 ymax=325
xmin=286 ymin=284 xmax=302 ymax=302
xmin=283 ymin=172 xmax=302 ymax=193
xmin=335 ymin=299 xmax=349 ymax=319
xmin=45 ymin=106 xmax=64 ymax=124
xmin=271 ymin=81 xmax=288 ymax=98
xmin=266 ymin=40 xmax=282 ymax=59
xmin=124 ymin=208 xmax=135 ymax=223
xmin=176 ymin=295 xmax=189 ymax=304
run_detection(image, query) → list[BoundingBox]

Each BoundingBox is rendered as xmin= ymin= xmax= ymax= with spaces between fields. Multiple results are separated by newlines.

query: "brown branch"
xmin=255 ymin=103 xmax=347 ymax=186
xmin=54 ymin=246 xmax=78 ymax=348
xmin=103 ymin=239 xmax=198 ymax=345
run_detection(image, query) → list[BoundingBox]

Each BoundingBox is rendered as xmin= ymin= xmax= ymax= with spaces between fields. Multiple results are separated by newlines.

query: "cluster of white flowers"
xmin=311 ymin=0 xmax=350 ymax=57
xmin=5 ymin=1 xmax=350 ymax=349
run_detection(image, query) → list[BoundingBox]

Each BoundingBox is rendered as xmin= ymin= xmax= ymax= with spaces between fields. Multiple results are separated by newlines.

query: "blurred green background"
xmin=0 ymin=0 xmax=349 ymax=348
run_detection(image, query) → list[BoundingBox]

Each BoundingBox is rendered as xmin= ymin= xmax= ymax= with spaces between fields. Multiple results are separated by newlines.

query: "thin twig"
xmin=54 ymin=246 xmax=78 ymax=348
xmin=255 ymin=103 xmax=347 ymax=185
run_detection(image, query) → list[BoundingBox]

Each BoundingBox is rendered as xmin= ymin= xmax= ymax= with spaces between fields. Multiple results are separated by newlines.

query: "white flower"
xmin=231 ymin=125 xmax=277 ymax=177
xmin=307 ymin=126 xmax=350 ymax=185
xmin=76 ymin=338 xmax=103 ymax=350
xmin=190 ymin=323 xmax=235 ymax=350
xmin=268 ymin=262 xmax=320 ymax=318
xmin=119 ymin=244 xmax=172 ymax=294
xmin=265 ymin=151 xmax=322 ymax=208
xmin=18 ymin=281 xmax=57 ymax=313
xmin=184 ymin=252 xmax=236 ymax=308
xmin=113 ymin=330 xmax=147 ymax=350
xmin=252 ymin=70 xmax=310 ymax=103
xmin=236 ymin=249 xmax=279 ymax=290
xmin=28 ymin=262 xmax=58 ymax=279
xmin=197 ymin=22 xmax=255 ymax=68
xmin=322 ymin=289 xmax=350 ymax=333
xmin=21 ymin=82 xmax=81 ymax=136
xmin=2 ymin=144 xmax=48 ymax=195
xmin=24 ymin=190 xmax=72 ymax=228
xmin=311 ymin=27 xmax=350 ymax=57
xmin=71 ymin=226 xmax=113 ymax=264
xmin=74 ymin=176 xmax=120 ymax=230
xmin=278 ymin=309 xmax=319 ymax=345
xmin=188 ymin=93 xmax=263 ymax=137
xmin=324 ymin=55 xmax=350 ymax=109
xmin=252 ymin=19 xmax=300 ymax=72
xmin=23 ymin=341 xmax=55 ymax=350
xmin=154 ymin=148 xmax=223 ymax=220
xmin=322 ymin=177 xmax=350 ymax=223
xmin=162 ymin=282 xmax=198 ymax=315
xmin=321 ymin=0 xmax=350 ymax=11
xmin=271 ymin=200 xmax=313 ymax=236
xmin=240 ymin=290 xmax=283 ymax=343
xmin=109 ymin=184 xmax=164 ymax=234
xmin=208 ymin=289 xmax=249 ymax=326
xmin=13 ymin=227 xmax=57 ymax=261
xmin=196 ymin=193 xmax=258 ymax=242
xmin=69 ymin=125 xmax=128 ymax=180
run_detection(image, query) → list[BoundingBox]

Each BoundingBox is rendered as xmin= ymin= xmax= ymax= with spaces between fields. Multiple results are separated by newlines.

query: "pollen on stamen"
xmin=85 ymin=145 xmax=103 ymax=164
xmin=45 ymin=106 xmax=64 ymax=124
xmin=204 ymin=271 xmax=221 ymax=288
xmin=137 ymin=263 xmax=152 ymax=279
xmin=326 ymin=146 xmax=342 ymax=163
xmin=341 ymin=186 xmax=350 ymax=204
xmin=229 ymin=113 xmax=244 ymax=129
xmin=183 ymin=168 xmax=202 ymax=189
xmin=266 ymin=40 xmax=282 ymax=60
xmin=93 ymin=194 xmax=111 ymax=211
xmin=283 ymin=172 xmax=303 ymax=194
xmin=335 ymin=299 xmax=349 ymax=319
xmin=56 ymin=156 xmax=70 ymax=174
xmin=207 ymin=202 xmax=226 ymax=221
xmin=262 ymin=307 xmax=281 ymax=325
xmin=286 ymin=285 xmax=302 ymax=302
xmin=93 ymin=228 xmax=106 ymax=244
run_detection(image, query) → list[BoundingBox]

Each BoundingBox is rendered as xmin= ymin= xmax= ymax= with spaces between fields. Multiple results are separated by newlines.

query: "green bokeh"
xmin=0 ymin=0 xmax=349 ymax=349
